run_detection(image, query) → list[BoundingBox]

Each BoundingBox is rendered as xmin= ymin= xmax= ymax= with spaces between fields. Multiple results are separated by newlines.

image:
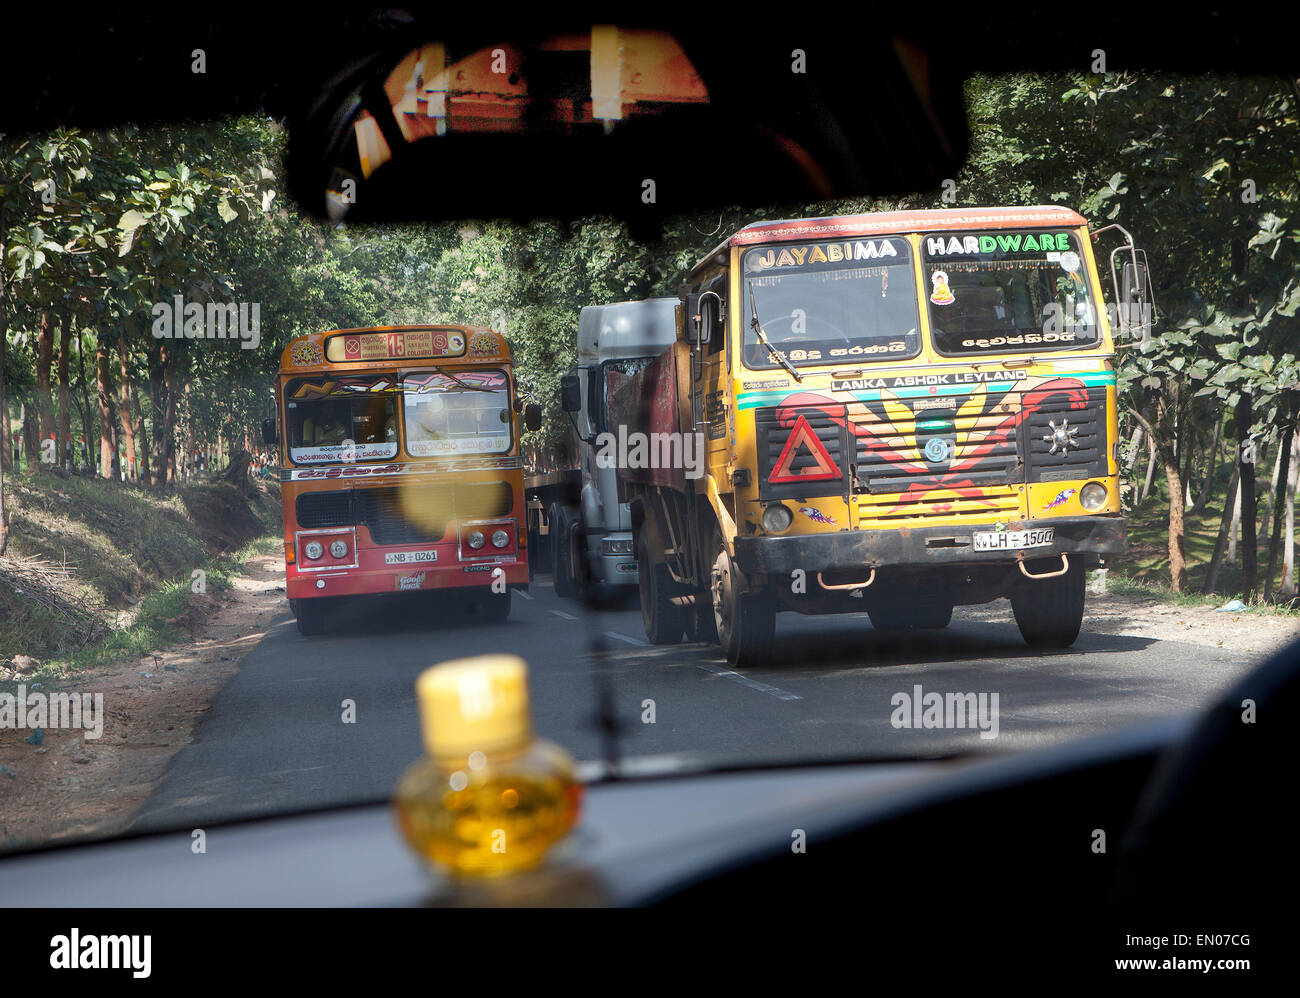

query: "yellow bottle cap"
xmin=415 ymin=655 xmax=531 ymax=759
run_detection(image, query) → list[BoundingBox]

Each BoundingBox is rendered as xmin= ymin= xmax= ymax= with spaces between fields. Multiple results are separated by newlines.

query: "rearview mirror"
xmin=683 ymin=293 xmax=717 ymax=345
xmin=1121 ymin=256 xmax=1155 ymax=343
xmin=261 ymin=417 xmax=278 ymax=446
xmin=560 ymin=374 xmax=581 ymax=413
xmin=524 ymin=402 xmax=542 ymax=432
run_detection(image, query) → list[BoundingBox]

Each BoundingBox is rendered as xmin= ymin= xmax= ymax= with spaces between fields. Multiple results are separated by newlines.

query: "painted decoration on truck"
xmin=762 ymin=374 xmax=1097 ymax=513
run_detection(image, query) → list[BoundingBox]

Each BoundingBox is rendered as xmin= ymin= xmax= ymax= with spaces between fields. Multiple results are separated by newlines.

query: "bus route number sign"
xmin=327 ymin=329 xmax=466 ymax=362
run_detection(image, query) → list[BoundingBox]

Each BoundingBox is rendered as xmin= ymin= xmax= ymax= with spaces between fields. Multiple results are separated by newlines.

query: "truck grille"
xmin=1021 ymin=386 xmax=1108 ymax=482
xmin=296 ymin=482 xmax=513 ymax=545
xmin=755 ymin=406 xmax=847 ymax=501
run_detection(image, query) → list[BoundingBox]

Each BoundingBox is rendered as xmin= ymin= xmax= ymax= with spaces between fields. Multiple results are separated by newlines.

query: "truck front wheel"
xmin=1011 ymin=561 xmax=1085 ymax=648
xmin=638 ymin=532 xmax=687 ymax=644
xmin=711 ymin=530 xmax=775 ymax=668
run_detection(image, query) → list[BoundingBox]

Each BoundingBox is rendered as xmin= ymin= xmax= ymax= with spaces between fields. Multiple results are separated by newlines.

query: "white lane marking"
xmin=514 ymin=589 xmax=534 ymax=601
xmin=603 ymin=631 xmax=648 ymax=647
xmin=695 ymin=662 xmax=802 ymax=701
xmin=549 ymin=610 xmax=578 ymax=621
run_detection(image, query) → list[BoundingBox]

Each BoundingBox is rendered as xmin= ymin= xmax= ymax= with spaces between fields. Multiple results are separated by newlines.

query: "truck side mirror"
xmin=682 ymin=293 xmax=715 ymax=345
xmin=560 ymin=374 xmax=581 ymax=412
xmin=524 ymin=402 xmax=542 ymax=432
xmin=1121 ymin=256 xmax=1155 ymax=343
xmin=261 ymin=417 xmax=278 ymax=445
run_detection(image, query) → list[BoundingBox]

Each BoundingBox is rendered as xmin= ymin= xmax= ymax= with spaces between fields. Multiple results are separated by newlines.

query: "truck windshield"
xmin=285 ymin=376 xmax=400 ymax=464
xmin=922 ymin=229 xmax=1101 ymax=355
xmin=401 ymin=369 xmax=513 ymax=456
xmin=739 ymin=236 xmax=920 ymax=369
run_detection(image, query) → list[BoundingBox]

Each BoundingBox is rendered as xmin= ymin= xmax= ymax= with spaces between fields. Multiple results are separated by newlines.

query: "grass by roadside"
xmin=1 ymin=470 xmax=281 ymax=679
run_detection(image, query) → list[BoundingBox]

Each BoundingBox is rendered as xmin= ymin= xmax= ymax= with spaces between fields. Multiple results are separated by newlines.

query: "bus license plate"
xmin=972 ymin=528 xmax=1054 ymax=551
xmin=385 ymin=550 xmax=438 ymax=565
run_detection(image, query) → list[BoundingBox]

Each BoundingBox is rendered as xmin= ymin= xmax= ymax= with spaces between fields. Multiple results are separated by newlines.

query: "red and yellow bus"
xmin=267 ymin=325 xmax=539 ymax=635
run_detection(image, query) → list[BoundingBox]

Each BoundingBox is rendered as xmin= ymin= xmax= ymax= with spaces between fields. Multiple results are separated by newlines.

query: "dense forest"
xmin=2 ymin=72 xmax=1299 ymax=599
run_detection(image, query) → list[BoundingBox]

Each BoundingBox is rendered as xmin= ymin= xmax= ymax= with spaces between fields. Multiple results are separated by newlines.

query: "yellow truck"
xmin=610 ymin=206 xmax=1153 ymax=666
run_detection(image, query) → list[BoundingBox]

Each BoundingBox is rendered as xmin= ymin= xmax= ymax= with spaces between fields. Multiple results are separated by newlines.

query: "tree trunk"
xmin=1236 ymin=393 xmax=1258 ymax=598
xmin=1162 ymin=448 xmax=1188 ymax=591
xmin=35 ymin=310 xmax=55 ymax=467
xmin=117 ymin=333 xmax=137 ymax=481
xmin=1141 ymin=442 xmax=1158 ymax=502
xmin=96 ymin=341 xmax=117 ymax=479
xmin=74 ymin=327 xmax=94 ymax=471
xmin=1191 ymin=419 xmax=1222 ymax=514
xmin=1264 ymin=421 xmax=1294 ymax=601
xmin=1261 ymin=439 xmax=1283 ymax=550
xmin=133 ymin=387 xmax=150 ymax=486
xmin=1283 ymin=431 xmax=1299 ymax=598
xmin=1204 ymin=461 xmax=1242 ymax=594
xmin=56 ymin=311 xmax=73 ymax=468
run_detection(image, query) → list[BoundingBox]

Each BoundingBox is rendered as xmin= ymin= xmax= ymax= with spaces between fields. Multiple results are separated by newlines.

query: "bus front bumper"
xmin=733 ymin=516 xmax=1126 ymax=579
xmin=286 ymin=560 xmax=528 ymax=601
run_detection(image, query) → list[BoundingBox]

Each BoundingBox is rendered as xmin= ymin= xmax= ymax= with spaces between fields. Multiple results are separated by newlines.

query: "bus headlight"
xmin=329 ymin=540 xmax=348 ymax=558
xmin=762 ymin=503 xmax=794 ymax=533
xmin=467 ymin=530 xmax=486 ymax=550
xmin=1080 ymin=482 xmax=1108 ymax=511
xmin=304 ymin=541 xmax=324 ymax=560
xmin=492 ymin=529 xmax=510 ymax=549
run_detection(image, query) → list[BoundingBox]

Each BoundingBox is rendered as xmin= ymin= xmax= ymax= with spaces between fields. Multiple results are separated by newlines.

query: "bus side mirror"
xmin=524 ymin=402 xmax=542 ymax=432
xmin=261 ymin=417 xmax=278 ymax=445
xmin=560 ymin=374 xmax=581 ymax=413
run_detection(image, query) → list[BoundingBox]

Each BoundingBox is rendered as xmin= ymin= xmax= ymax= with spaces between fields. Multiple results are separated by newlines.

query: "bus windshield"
xmin=285 ymin=376 xmax=400 ymax=464
xmin=922 ymin=229 xmax=1101 ymax=355
xmin=402 ymin=369 xmax=513 ymax=456
xmin=739 ymin=236 xmax=920 ymax=369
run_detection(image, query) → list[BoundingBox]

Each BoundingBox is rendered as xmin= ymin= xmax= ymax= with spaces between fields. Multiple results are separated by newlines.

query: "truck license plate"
xmin=972 ymin=528 xmax=1054 ymax=551
xmin=385 ymin=550 xmax=438 ymax=565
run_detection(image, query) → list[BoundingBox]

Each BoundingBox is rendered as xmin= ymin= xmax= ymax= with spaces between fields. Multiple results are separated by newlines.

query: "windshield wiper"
xmin=747 ymin=281 xmax=802 ymax=383
xmin=431 ymin=366 xmax=494 ymax=392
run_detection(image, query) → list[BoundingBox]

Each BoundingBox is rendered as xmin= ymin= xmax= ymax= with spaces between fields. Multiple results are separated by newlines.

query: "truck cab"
xmin=532 ymin=298 xmax=679 ymax=598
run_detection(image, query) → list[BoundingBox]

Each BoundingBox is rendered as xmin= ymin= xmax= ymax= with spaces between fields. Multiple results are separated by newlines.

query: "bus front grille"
xmin=295 ymin=482 xmax=513 ymax=546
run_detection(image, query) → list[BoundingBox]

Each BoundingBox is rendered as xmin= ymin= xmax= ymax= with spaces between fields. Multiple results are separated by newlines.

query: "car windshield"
xmin=3 ymin=63 xmax=1299 ymax=869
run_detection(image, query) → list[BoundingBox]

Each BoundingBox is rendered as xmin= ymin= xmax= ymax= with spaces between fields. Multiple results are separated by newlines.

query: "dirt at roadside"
xmin=959 ymin=585 xmax=1300 ymax=657
xmin=0 ymin=552 xmax=287 ymax=852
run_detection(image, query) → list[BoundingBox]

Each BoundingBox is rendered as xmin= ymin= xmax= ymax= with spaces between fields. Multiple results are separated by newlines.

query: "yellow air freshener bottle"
xmin=395 ymin=655 xmax=582 ymax=876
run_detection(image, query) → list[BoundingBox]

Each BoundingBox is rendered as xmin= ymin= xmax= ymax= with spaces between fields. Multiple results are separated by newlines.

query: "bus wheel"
xmin=1011 ymin=561 xmax=1085 ymax=648
xmin=294 ymin=598 xmax=329 ymax=636
xmin=550 ymin=505 xmax=575 ymax=598
xmin=711 ymin=529 xmax=775 ymax=668
xmin=638 ymin=532 xmax=687 ymax=644
xmin=466 ymin=588 xmax=511 ymax=625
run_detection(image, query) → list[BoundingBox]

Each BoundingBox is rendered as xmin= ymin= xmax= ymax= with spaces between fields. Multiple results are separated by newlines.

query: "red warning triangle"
xmin=769 ymin=414 xmax=842 ymax=483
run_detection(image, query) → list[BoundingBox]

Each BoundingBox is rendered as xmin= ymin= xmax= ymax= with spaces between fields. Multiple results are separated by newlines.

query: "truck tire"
xmin=1011 ymin=561 xmax=1085 ymax=648
xmin=711 ymin=529 xmax=775 ymax=668
xmin=867 ymin=596 xmax=953 ymax=631
xmin=550 ymin=505 xmax=576 ymax=598
xmin=294 ymin=598 xmax=328 ymax=636
xmin=639 ymin=532 xmax=687 ymax=644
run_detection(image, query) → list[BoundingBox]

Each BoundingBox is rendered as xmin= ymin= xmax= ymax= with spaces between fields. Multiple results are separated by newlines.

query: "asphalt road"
xmin=131 ymin=576 xmax=1264 ymax=834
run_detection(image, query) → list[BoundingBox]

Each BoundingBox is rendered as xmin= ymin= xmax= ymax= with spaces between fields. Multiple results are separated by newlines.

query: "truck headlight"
xmin=1080 ymin=482 xmax=1108 ymax=511
xmin=467 ymin=530 xmax=486 ymax=550
xmin=762 ymin=504 xmax=794 ymax=533
xmin=600 ymin=538 xmax=634 ymax=555
xmin=304 ymin=541 xmax=323 ymax=560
